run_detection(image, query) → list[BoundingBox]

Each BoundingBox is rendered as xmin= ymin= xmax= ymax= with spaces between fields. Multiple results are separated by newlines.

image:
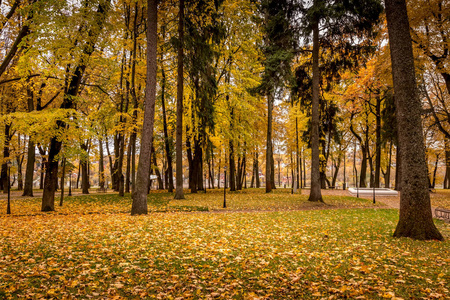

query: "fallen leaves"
xmin=0 ymin=191 xmax=449 ymax=299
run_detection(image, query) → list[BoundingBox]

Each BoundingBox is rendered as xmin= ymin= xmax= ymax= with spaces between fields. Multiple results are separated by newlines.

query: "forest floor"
xmin=1 ymin=189 xmax=449 ymax=299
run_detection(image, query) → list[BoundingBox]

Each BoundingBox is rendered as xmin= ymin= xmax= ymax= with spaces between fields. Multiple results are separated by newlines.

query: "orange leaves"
xmin=0 ymin=192 xmax=449 ymax=298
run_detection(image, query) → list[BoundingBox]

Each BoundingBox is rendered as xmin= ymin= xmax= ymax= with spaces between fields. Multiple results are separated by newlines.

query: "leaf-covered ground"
xmin=1 ymin=190 xmax=449 ymax=299
xmin=0 ymin=188 xmax=384 ymax=217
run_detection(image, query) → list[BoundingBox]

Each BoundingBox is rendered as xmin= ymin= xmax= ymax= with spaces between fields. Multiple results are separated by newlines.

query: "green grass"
xmin=0 ymin=190 xmax=449 ymax=299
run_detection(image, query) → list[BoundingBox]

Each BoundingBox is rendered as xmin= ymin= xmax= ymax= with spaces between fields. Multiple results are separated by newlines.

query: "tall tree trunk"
xmin=16 ymin=134 xmax=24 ymax=191
xmin=229 ymin=140 xmax=236 ymax=192
xmin=217 ymin=157 xmax=221 ymax=189
xmin=270 ymin=148 xmax=276 ymax=189
xmin=59 ymin=158 xmax=66 ymax=206
xmin=23 ymin=84 xmax=36 ymax=196
xmin=296 ymin=116 xmax=301 ymax=189
xmin=386 ymin=0 xmax=442 ymax=240
xmin=255 ymin=150 xmax=260 ymax=188
xmin=385 ymin=142 xmax=392 ymax=188
xmin=394 ymin=144 xmax=401 ymax=191
xmin=132 ymin=0 xmax=157 ymax=214
xmin=23 ymin=137 xmax=35 ymax=196
xmin=1 ymin=124 xmax=11 ymax=194
xmin=266 ymin=93 xmax=273 ymax=193
xmin=444 ymin=138 xmax=450 ymax=189
xmin=375 ymin=95 xmax=382 ymax=187
xmin=309 ymin=9 xmax=323 ymax=202
xmin=98 ymin=137 xmax=105 ymax=191
xmin=431 ymin=154 xmax=439 ymax=188
xmin=160 ymin=43 xmax=174 ymax=193
xmin=174 ymin=0 xmax=185 ymax=200
xmin=152 ymin=145 xmax=164 ymax=190
xmin=131 ymin=135 xmax=136 ymax=193
xmin=125 ymin=137 xmax=132 ymax=193
xmin=105 ymin=136 xmax=114 ymax=188
xmin=81 ymin=143 xmax=90 ymax=194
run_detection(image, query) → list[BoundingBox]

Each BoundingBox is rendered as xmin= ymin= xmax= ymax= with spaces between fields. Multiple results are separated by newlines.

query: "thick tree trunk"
xmin=132 ymin=0 xmax=157 ymax=214
xmin=386 ymin=0 xmax=442 ymax=240
xmin=174 ymin=0 xmax=185 ymax=200
xmin=309 ymin=10 xmax=323 ymax=202
xmin=42 ymin=135 xmax=61 ymax=211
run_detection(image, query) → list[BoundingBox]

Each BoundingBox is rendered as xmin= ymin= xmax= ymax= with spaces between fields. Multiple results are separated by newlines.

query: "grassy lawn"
xmin=0 ymin=190 xmax=449 ymax=299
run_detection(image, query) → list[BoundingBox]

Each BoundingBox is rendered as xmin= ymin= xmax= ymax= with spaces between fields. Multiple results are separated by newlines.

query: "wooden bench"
xmin=435 ymin=207 xmax=450 ymax=222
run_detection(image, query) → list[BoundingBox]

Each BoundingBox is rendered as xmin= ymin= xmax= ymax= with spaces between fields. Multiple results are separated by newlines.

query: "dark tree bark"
xmin=80 ymin=142 xmax=90 ymax=194
xmin=444 ymin=138 xmax=450 ymax=189
xmin=151 ymin=145 xmax=164 ymax=190
xmin=431 ymin=154 xmax=439 ymax=188
xmin=125 ymin=136 xmax=132 ymax=193
xmin=76 ymin=162 xmax=80 ymax=189
xmin=394 ymin=144 xmax=401 ymax=191
xmin=255 ymin=150 xmax=260 ymax=188
xmin=375 ymin=95 xmax=382 ymax=187
xmin=1 ymin=124 xmax=11 ymax=194
xmin=308 ymin=8 xmax=323 ymax=202
xmin=23 ymin=87 xmax=36 ymax=196
xmin=23 ymin=137 xmax=35 ymax=196
xmin=382 ymin=142 xmax=393 ymax=188
xmin=296 ymin=116 xmax=301 ymax=189
xmin=187 ymin=137 xmax=194 ymax=191
xmin=59 ymin=158 xmax=66 ymax=206
xmin=16 ymin=134 xmax=24 ymax=191
xmin=160 ymin=43 xmax=174 ymax=193
xmin=386 ymin=0 xmax=443 ymax=240
xmin=98 ymin=137 xmax=106 ymax=191
xmin=174 ymin=0 xmax=185 ymax=199
xmin=350 ymin=119 xmax=368 ymax=187
xmin=131 ymin=0 xmax=157 ymax=215
xmin=266 ymin=93 xmax=273 ymax=193
xmin=229 ymin=140 xmax=236 ymax=191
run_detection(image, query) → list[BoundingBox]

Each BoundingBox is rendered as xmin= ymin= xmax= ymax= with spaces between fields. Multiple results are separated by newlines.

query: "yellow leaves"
xmin=0 ymin=192 xmax=449 ymax=299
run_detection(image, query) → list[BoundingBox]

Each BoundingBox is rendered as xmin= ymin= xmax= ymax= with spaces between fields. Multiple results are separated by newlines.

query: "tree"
xmin=255 ymin=0 xmax=297 ymax=193
xmin=174 ymin=0 xmax=185 ymax=199
xmin=299 ymin=0 xmax=383 ymax=201
xmin=385 ymin=0 xmax=443 ymax=240
xmin=131 ymin=0 xmax=158 ymax=215
xmin=41 ymin=0 xmax=111 ymax=211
